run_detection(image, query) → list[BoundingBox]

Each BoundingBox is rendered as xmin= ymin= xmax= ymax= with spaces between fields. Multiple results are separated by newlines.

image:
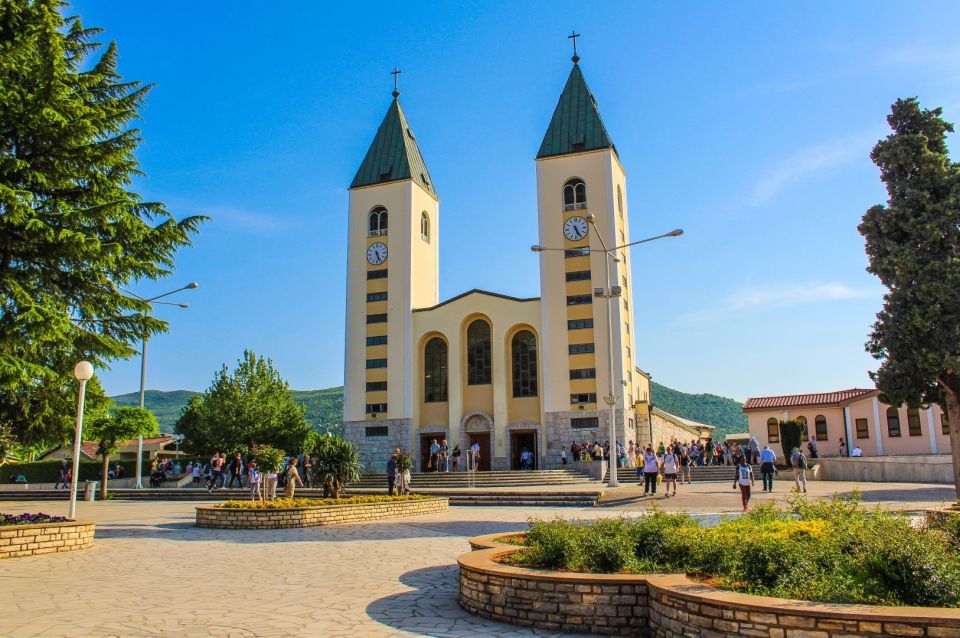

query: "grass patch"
xmin=216 ymin=495 xmax=431 ymax=509
xmin=508 ymin=493 xmax=960 ymax=608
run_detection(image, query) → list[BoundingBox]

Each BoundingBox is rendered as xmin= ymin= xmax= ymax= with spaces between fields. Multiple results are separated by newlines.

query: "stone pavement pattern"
xmin=0 ymin=480 xmax=955 ymax=638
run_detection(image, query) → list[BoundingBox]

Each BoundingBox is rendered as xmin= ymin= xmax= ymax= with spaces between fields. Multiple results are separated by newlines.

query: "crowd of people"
xmin=190 ymin=451 xmax=309 ymax=501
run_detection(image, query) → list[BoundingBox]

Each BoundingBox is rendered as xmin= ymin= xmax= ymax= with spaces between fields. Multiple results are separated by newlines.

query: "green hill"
xmin=650 ymin=381 xmax=747 ymax=441
xmin=115 ymin=382 xmax=747 ymax=441
xmin=112 ymin=387 xmax=344 ymax=434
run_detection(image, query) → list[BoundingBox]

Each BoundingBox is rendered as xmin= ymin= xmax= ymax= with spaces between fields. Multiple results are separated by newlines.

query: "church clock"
xmin=563 ymin=216 xmax=588 ymax=241
xmin=367 ymin=242 xmax=388 ymax=265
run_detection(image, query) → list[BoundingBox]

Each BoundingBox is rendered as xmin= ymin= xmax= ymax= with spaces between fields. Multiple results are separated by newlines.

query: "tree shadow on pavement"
xmin=365 ymin=564 xmax=597 ymax=638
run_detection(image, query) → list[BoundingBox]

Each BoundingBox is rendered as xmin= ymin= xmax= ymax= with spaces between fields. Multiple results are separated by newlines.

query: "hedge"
xmin=2 ymin=459 xmax=143 ymax=483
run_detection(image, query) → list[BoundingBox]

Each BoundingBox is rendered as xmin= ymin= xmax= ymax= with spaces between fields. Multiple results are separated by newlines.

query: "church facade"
xmin=343 ymin=58 xmax=659 ymax=472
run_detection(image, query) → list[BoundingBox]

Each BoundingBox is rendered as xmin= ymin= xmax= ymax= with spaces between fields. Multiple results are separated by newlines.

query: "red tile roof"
xmin=79 ymin=441 xmax=99 ymax=459
xmin=743 ymin=388 xmax=876 ymax=410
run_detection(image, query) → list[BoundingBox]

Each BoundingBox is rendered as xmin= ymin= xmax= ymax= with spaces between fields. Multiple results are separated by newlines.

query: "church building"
xmin=343 ymin=53 xmax=679 ymax=472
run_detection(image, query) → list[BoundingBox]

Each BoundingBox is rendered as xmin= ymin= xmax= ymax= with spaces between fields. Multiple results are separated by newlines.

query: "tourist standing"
xmin=679 ymin=447 xmax=692 ymax=485
xmin=661 ymin=447 xmax=679 ymax=497
xmin=470 ymin=440 xmax=481 ymax=470
xmin=838 ymin=438 xmax=847 ymax=457
xmin=571 ymin=442 xmax=580 ymax=464
xmin=733 ymin=456 xmax=755 ymax=511
xmin=807 ymin=436 xmax=819 ymax=459
xmin=302 ymin=454 xmax=313 ymax=487
xmin=264 ymin=466 xmax=278 ymax=501
xmin=748 ymin=435 xmax=760 ymax=465
xmin=451 ymin=444 xmax=462 ymax=471
xmin=248 ymin=460 xmax=262 ymax=502
xmin=55 ymin=459 xmax=68 ymax=489
xmin=759 ymin=445 xmax=777 ymax=492
xmin=227 ymin=452 xmax=244 ymax=488
xmin=641 ymin=447 xmax=660 ymax=496
xmin=283 ymin=457 xmax=304 ymax=498
xmin=429 ymin=439 xmax=440 ymax=472
xmin=790 ymin=447 xmax=808 ymax=493
xmin=439 ymin=439 xmax=449 ymax=472
xmin=560 ymin=447 xmax=567 ymax=466
xmin=386 ymin=449 xmax=399 ymax=495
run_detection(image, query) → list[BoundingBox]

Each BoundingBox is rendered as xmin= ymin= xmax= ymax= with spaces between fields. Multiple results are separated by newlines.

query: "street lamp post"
xmin=128 ymin=282 xmax=198 ymax=488
xmin=69 ymin=361 xmax=95 ymax=519
xmin=532 ymin=225 xmax=682 ymax=489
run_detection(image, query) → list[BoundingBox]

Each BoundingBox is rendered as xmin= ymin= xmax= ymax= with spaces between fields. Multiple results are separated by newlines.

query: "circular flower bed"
xmin=196 ymin=495 xmax=448 ymax=529
xmin=0 ymin=512 xmax=95 ymax=559
xmin=507 ymin=493 xmax=960 ymax=607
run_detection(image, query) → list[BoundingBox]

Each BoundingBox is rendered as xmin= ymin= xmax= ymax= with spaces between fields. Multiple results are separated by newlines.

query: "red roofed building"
xmin=41 ymin=435 xmax=182 ymax=463
xmin=743 ymin=388 xmax=950 ymax=458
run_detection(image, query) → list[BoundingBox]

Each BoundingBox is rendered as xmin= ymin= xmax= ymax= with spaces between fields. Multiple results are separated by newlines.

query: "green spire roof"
xmin=351 ymin=98 xmax=436 ymax=198
xmin=537 ymin=63 xmax=616 ymax=160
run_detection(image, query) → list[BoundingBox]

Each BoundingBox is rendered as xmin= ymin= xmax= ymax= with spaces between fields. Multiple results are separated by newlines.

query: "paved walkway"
xmin=0 ymin=480 xmax=955 ymax=638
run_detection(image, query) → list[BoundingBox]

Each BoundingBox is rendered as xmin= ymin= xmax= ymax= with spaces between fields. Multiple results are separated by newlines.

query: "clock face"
xmin=367 ymin=242 xmax=388 ymax=265
xmin=563 ymin=216 xmax=589 ymax=241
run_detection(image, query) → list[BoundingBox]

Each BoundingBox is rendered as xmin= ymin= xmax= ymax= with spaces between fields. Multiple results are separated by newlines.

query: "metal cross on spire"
xmin=568 ymin=30 xmax=581 ymax=63
xmin=391 ymin=66 xmax=402 ymax=98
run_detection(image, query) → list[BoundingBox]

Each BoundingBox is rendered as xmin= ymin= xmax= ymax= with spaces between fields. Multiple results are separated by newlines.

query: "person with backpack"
xmin=733 ymin=456 xmax=755 ymax=511
xmin=282 ymin=457 xmax=304 ymax=498
xmin=661 ymin=447 xmax=679 ymax=497
xmin=790 ymin=447 xmax=808 ymax=493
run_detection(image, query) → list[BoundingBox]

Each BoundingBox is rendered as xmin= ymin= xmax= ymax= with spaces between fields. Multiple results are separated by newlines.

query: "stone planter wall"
xmin=459 ymin=533 xmax=960 ymax=637
xmin=196 ymin=497 xmax=448 ymax=529
xmin=0 ymin=520 xmax=95 ymax=559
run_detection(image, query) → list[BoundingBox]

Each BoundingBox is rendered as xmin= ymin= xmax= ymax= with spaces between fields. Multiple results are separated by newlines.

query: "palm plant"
xmin=312 ymin=436 xmax=361 ymax=498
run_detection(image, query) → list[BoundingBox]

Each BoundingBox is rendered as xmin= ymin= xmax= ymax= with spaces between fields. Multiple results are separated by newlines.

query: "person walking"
xmin=282 ymin=457 xmax=304 ymax=498
xmin=386 ymin=449 xmax=398 ymax=496
xmin=264 ymin=465 xmax=278 ymax=501
xmin=641 ymin=447 xmax=660 ymax=496
xmin=807 ymin=436 xmax=819 ymax=459
xmin=227 ymin=452 xmax=244 ymax=488
xmin=451 ymin=444 xmax=462 ymax=471
xmin=247 ymin=460 xmax=262 ymax=502
xmin=759 ymin=445 xmax=777 ymax=492
xmin=429 ymin=439 xmax=440 ymax=472
xmin=790 ymin=447 xmax=808 ymax=493
xmin=679 ymin=447 xmax=692 ymax=485
xmin=733 ymin=456 xmax=755 ymax=511
xmin=748 ymin=435 xmax=760 ymax=465
xmin=661 ymin=447 xmax=679 ymax=497
xmin=55 ymin=459 xmax=68 ymax=489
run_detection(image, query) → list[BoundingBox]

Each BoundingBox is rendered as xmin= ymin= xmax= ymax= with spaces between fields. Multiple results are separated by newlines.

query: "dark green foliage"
xmin=2 ymin=459 xmax=140 ymax=482
xmin=859 ymin=97 xmax=960 ymax=497
xmin=778 ymin=419 xmax=806 ymax=458
xmin=311 ymin=435 xmax=361 ymax=498
xmin=0 ymin=0 xmax=204 ymax=448
xmin=514 ymin=495 xmax=960 ymax=607
xmin=249 ymin=444 xmax=284 ymax=474
xmin=174 ymin=351 xmax=310 ymax=455
xmin=650 ymin=382 xmax=747 ymax=440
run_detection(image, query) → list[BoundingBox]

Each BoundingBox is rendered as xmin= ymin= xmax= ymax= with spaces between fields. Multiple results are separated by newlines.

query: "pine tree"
xmin=0 ymin=1 xmax=204 ymax=445
xmin=859 ymin=98 xmax=960 ymax=499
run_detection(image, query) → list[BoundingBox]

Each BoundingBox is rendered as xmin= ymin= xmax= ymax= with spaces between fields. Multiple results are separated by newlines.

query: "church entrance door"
xmin=419 ymin=433 xmax=444 ymax=472
xmin=467 ymin=432 xmax=491 ymax=471
xmin=510 ymin=430 xmax=537 ymax=470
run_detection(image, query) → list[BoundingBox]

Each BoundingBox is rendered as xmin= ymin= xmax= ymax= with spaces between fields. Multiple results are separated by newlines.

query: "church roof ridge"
xmin=536 ymin=63 xmax=616 ymax=160
xmin=350 ymin=98 xmax=437 ymax=198
xmin=412 ymin=288 xmax=540 ymax=313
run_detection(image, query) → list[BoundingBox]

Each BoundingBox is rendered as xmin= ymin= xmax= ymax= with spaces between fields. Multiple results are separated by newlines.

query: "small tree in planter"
xmin=250 ymin=444 xmax=285 ymax=474
xmin=779 ymin=419 xmax=807 ymax=460
xmin=394 ymin=451 xmax=414 ymax=494
xmin=312 ymin=436 xmax=361 ymax=498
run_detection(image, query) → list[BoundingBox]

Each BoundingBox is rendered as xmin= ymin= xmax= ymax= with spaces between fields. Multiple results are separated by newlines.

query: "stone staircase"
xmin=350 ymin=468 xmax=596 ymax=489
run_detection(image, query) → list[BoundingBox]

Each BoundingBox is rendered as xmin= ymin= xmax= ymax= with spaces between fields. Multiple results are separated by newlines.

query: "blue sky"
xmin=75 ymin=1 xmax=960 ymax=402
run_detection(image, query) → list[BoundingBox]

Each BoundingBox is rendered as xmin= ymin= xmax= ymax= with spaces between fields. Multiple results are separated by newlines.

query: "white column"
xmin=927 ymin=408 xmax=939 ymax=455
xmin=843 ymin=407 xmax=853 ymax=455
xmin=872 ymin=398 xmax=884 ymax=456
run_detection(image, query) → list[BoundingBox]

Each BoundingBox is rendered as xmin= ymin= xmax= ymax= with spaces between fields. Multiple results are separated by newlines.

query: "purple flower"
xmin=0 ymin=512 xmax=70 ymax=526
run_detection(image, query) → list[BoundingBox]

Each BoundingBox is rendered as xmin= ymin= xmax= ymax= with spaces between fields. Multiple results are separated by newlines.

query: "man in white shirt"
xmin=851 ymin=446 xmax=863 ymax=457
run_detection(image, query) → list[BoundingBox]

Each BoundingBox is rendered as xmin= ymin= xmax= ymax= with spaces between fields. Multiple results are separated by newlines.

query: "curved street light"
xmin=532 ymin=224 xmax=683 ymax=488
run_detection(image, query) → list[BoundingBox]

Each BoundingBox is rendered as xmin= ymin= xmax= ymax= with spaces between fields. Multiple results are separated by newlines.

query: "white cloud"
xmin=678 ymin=281 xmax=880 ymax=323
xmin=197 ymin=204 xmax=297 ymax=233
xmin=747 ymin=131 xmax=879 ymax=206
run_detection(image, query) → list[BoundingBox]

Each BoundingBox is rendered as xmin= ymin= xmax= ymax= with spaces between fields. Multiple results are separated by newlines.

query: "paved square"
xmin=0 ymin=481 xmax=954 ymax=637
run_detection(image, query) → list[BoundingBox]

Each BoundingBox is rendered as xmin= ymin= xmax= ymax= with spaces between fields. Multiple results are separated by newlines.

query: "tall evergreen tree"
xmin=0 ymin=1 xmax=204 ymax=445
xmin=859 ymin=98 xmax=960 ymax=498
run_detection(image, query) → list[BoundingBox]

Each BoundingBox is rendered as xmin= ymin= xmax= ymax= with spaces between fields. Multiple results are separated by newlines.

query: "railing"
xmin=368 ymin=229 xmax=387 ymax=237
xmin=563 ymin=202 xmax=587 ymax=212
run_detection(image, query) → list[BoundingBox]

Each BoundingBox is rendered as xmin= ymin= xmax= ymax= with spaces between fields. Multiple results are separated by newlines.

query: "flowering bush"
xmin=0 ymin=512 xmax=70 ymax=526
xmin=510 ymin=494 xmax=960 ymax=607
xmin=216 ymin=495 xmax=430 ymax=509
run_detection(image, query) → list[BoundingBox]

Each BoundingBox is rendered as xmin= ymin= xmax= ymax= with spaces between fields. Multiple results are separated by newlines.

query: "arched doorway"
xmin=462 ymin=412 xmax=493 ymax=471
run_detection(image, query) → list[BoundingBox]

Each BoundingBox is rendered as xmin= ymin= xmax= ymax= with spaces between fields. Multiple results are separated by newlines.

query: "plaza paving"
xmin=0 ymin=480 xmax=955 ymax=638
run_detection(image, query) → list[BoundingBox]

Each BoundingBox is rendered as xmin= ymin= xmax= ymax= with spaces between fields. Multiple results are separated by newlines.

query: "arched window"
xmin=814 ymin=415 xmax=828 ymax=440
xmin=511 ymin=330 xmax=538 ymax=398
xmin=907 ymin=407 xmax=922 ymax=436
xmin=467 ymin=320 xmax=491 ymax=385
xmin=796 ymin=415 xmax=809 ymax=441
xmin=886 ymin=407 xmax=901 ymax=437
xmin=617 ymin=185 xmax=624 ymax=218
xmin=420 ymin=211 xmax=430 ymax=242
xmin=563 ymin=178 xmax=587 ymax=211
xmin=368 ymin=207 xmax=388 ymax=236
xmin=423 ymin=337 xmax=448 ymax=402
xmin=766 ymin=417 xmax=780 ymax=443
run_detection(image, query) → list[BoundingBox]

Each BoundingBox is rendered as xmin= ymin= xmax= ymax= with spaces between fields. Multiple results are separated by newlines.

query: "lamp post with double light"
xmin=531 ymin=224 xmax=682 ymax=488
xmin=69 ymin=361 xmax=94 ymax=519
xmin=125 ymin=282 xmax=198 ymax=488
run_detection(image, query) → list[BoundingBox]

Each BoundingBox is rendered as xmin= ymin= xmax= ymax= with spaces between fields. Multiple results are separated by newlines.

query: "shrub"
xmin=518 ymin=519 xmax=582 ymax=569
xmin=2 ymin=459 xmax=141 ymax=483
